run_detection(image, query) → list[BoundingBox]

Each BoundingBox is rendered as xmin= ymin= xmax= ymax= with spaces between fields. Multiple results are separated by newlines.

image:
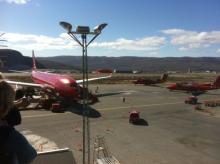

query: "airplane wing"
xmin=9 ymin=69 xmax=54 ymax=74
xmin=76 ymin=74 xmax=112 ymax=84
xmin=9 ymin=70 xmax=31 ymax=74
xmin=6 ymin=80 xmax=43 ymax=87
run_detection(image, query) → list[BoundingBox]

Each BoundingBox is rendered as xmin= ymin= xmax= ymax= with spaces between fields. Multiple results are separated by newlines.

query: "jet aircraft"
xmin=167 ymin=76 xmax=220 ymax=95
xmin=6 ymin=51 xmax=111 ymax=102
xmin=133 ymin=73 xmax=168 ymax=85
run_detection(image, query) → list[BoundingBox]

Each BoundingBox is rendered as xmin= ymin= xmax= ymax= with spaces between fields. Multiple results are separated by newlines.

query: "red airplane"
xmin=167 ymin=76 xmax=220 ymax=95
xmin=6 ymin=51 xmax=111 ymax=101
xmin=133 ymin=73 xmax=168 ymax=85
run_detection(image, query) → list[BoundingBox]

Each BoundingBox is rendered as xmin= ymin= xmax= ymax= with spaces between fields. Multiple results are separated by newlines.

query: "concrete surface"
xmin=16 ymin=84 xmax=220 ymax=164
xmin=32 ymin=148 xmax=76 ymax=164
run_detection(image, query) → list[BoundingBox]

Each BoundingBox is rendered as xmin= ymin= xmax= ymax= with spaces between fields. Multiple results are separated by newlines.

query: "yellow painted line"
xmin=97 ymin=101 xmax=183 ymax=111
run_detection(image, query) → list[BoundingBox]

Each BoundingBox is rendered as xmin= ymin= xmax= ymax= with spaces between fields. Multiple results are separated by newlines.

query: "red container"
xmin=51 ymin=103 xmax=61 ymax=111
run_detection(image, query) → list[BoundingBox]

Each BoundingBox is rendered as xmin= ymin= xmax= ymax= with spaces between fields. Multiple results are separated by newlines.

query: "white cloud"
xmin=1 ymin=0 xmax=30 ymax=4
xmin=179 ymin=47 xmax=188 ymax=51
xmin=2 ymin=32 xmax=165 ymax=52
xmin=91 ymin=37 xmax=166 ymax=51
xmin=217 ymin=49 xmax=220 ymax=53
xmin=3 ymin=32 xmax=78 ymax=50
xmin=149 ymin=51 xmax=158 ymax=55
xmin=161 ymin=29 xmax=186 ymax=35
xmin=162 ymin=29 xmax=220 ymax=50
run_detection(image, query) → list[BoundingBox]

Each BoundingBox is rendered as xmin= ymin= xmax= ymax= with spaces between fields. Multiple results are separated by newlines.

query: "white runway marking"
xmin=21 ymin=130 xmax=59 ymax=152
xmin=119 ymin=90 xmax=138 ymax=95
xmin=122 ymin=92 xmax=132 ymax=95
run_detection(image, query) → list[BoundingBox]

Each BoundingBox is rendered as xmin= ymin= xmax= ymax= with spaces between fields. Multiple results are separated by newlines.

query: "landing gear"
xmin=79 ymin=86 xmax=99 ymax=104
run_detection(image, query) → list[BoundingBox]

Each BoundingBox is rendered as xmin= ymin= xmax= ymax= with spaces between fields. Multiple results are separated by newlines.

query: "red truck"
xmin=129 ymin=111 xmax=140 ymax=124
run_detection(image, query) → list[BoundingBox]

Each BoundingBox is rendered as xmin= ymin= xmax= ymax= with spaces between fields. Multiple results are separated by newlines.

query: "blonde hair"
xmin=0 ymin=80 xmax=15 ymax=118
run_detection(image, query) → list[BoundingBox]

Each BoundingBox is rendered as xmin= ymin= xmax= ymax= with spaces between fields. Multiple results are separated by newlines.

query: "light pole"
xmin=59 ymin=21 xmax=107 ymax=164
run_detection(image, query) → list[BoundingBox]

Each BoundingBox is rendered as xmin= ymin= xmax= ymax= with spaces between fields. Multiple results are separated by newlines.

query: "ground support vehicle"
xmin=185 ymin=96 xmax=198 ymax=104
xmin=129 ymin=111 xmax=140 ymax=124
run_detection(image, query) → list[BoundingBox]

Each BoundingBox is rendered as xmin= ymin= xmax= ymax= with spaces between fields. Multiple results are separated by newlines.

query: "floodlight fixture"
xmin=94 ymin=23 xmax=107 ymax=34
xmin=87 ymin=23 xmax=107 ymax=46
xmin=59 ymin=21 xmax=72 ymax=33
xmin=76 ymin=26 xmax=90 ymax=34
xmin=0 ymin=33 xmax=5 ymax=37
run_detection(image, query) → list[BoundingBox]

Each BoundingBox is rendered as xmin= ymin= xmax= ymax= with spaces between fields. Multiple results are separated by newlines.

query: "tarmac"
xmin=17 ymin=84 xmax=220 ymax=164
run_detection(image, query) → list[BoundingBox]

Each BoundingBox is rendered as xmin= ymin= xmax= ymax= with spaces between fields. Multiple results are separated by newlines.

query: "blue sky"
xmin=0 ymin=0 xmax=220 ymax=57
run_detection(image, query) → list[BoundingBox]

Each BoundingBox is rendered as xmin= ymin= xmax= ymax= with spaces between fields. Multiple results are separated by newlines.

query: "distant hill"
xmin=0 ymin=49 xmax=76 ymax=72
xmin=38 ymin=56 xmax=220 ymax=73
xmin=0 ymin=49 xmax=45 ymax=71
xmin=37 ymin=58 xmax=80 ymax=71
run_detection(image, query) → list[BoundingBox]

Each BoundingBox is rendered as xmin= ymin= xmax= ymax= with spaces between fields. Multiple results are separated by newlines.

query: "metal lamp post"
xmin=59 ymin=22 xmax=107 ymax=164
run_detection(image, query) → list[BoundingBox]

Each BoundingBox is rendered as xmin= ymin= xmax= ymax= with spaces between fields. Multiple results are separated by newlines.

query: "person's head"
xmin=0 ymin=80 xmax=15 ymax=119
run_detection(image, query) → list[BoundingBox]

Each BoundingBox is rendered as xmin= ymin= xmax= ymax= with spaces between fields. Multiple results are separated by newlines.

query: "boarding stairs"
xmin=93 ymin=136 xmax=120 ymax=164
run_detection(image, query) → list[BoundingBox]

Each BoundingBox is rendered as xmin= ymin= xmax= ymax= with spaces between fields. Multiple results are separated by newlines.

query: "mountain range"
xmin=38 ymin=56 xmax=220 ymax=72
xmin=1 ymin=49 xmax=220 ymax=72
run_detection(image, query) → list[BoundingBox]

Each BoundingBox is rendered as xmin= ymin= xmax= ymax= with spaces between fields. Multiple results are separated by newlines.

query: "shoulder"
xmin=8 ymin=129 xmax=33 ymax=149
xmin=0 ymin=126 xmax=13 ymax=144
xmin=1 ymin=127 xmax=22 ymax=151
xmin=7 ymin=129 xmax=37 ymax=163
xmin=9 ymin=129 xmax=26 ymax=140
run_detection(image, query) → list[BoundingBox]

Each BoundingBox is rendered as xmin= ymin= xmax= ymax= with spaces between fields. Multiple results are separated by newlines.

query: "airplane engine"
xmin=15 ymin=87 xmax=37 ymax=100
xmin=25 ymin=87 xmax=36 ymax=98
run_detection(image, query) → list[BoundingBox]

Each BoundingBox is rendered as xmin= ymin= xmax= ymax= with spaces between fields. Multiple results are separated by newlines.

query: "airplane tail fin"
xmin=213 ymin=76 xmax=220 ymax=87
xmin=160 ymin=73 xmax=168 ymax=82
xmin=32 ymin=50 xmax=37 ymax=70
